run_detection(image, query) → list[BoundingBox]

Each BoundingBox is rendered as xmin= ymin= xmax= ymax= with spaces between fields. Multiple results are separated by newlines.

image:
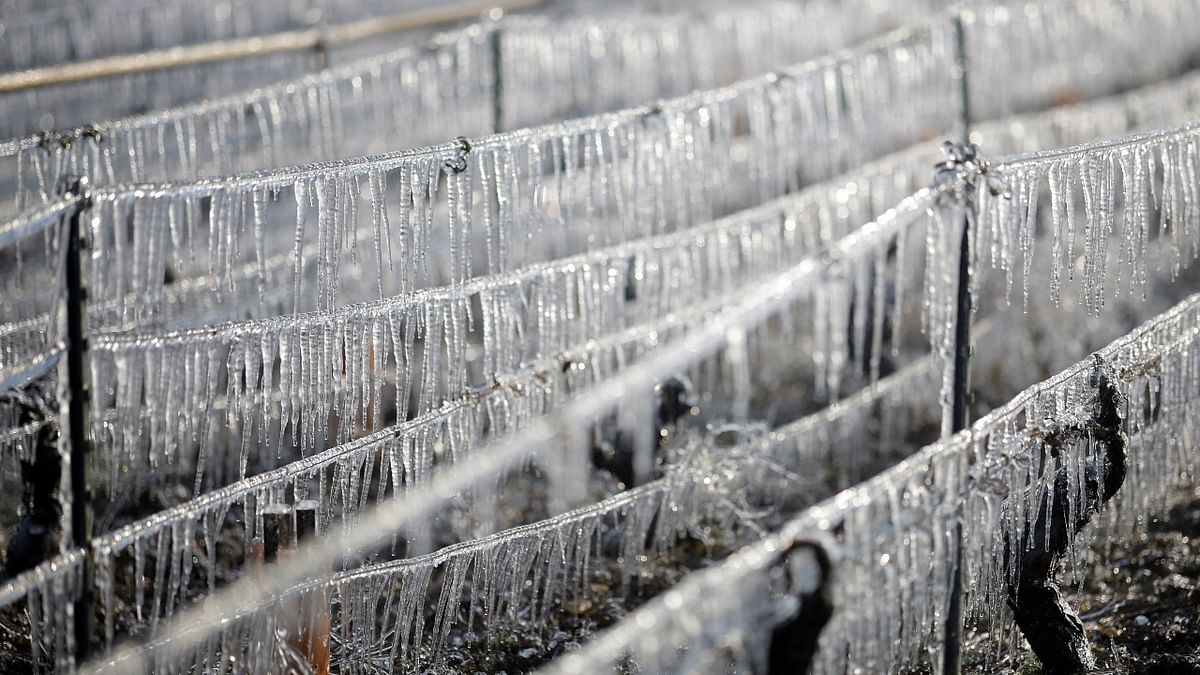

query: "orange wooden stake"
xmin=295 ymin=501 xmax=330 ymax=675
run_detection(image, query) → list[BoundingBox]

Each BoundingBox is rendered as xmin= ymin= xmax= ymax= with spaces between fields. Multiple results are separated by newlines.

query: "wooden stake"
xmin=294 ymin=501 xmax=330 ymax=675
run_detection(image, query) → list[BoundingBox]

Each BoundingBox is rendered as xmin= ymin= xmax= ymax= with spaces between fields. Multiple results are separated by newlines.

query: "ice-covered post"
xmin=942 ymin=12 xmax=973 ymax=672
xmin=58 ymin=175 xmax=94 ymax=662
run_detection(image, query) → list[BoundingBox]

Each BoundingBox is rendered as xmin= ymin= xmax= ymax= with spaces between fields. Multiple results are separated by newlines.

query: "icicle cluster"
xmin=63 ymin=140 xmax=1200 ymax=667
xmin=0 ymin=128 xmax=933 ymax=389
xmin=96 ymin=471 xmax=689 ymax=673
xmin=964 ymin=0 xmax=1200 ymax=121
xmin=4 ymin=1 xmax=1200 ymax=671
xmin=69 ymin=152 xmax=925 ymax=496
xmin=10 ymin=61 xmax=1197 ymax=511
xmin=0 ymin=0 xmax=946 ymax=221
xmin=11 ymin=299 xmax=690 ymax=655
xmin=12 ymin=195 xmax=938 ymax=658
xmin=8 ymin=0 xmax=1197 ymax=343
xmin=971 ymin=70 xmax=1200 ymax=157
xmin=976 ymin=122 xmax=1200 ymax=314
xmin=956 ymin=298 xmax=1200 ymax=658
xmin=54 ymin=21 xmax=953 ymax=322
xmin=0 ymin=30 xmax=495 ymax=219
xmin=64 ymin=236 xmax=1167 ymax=674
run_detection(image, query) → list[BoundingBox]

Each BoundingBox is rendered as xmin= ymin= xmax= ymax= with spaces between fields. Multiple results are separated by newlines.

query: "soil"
xmin=1081 ymin=490 xmax=1200 ymax=675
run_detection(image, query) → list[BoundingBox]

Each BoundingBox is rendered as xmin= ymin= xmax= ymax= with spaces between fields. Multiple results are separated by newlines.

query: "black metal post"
xmin=943 ymin=12 xmax=972 ymax=675
xmin=490 ymin=25 xmax=504 ymax=133
xmin=951 ymin=10 xmax=974 ymax=431
xmin=60 ymin=175 xmax=94 ymax=663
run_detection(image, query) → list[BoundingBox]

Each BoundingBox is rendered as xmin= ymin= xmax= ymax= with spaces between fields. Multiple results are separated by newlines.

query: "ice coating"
xmin=1 ymin=0 xmax=1200 ymax=671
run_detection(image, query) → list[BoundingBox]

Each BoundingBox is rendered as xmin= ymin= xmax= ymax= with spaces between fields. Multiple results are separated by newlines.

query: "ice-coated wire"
xmin=9 ymin=0 xmax=1191 ymax=333
xmin=0 ymin=172 xmax=936 ymax=660
xmin=0 ymin=27 xmax=490 ymax=217
xmin=1 ymin=293 xmax=700 ymax=658
xmin=7 ymin=61 xmax=1199 ymax=355
xmin=7 ymin=0 xmax=1190 ymax=333
xmin=6 ymin=69 xmax=1198 ymax=503
xmin=40 ymin=170 xmax=1135 ymax=666
xmin=18 ymin=270 xmax=757 ymax=656
xmin=0 ymin=195 xmax=80 ymax=249
xmin=6 ymin=235 xmax=1166 ymax=672
xmin=18 ymin=118 xmax=1200 ymax=667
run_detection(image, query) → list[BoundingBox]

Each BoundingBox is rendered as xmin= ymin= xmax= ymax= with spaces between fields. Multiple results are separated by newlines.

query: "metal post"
xmin=60 ymin=175 xmax=93 ymax=663
xmin=490 ymin=25 xmax=504 ymax=133
xmin=942 ymin=11 xmax=973 ymax=675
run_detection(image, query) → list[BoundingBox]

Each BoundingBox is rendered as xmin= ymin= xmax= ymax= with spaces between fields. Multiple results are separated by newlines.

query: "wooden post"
xmin=261 ymin=504 xmax=294 ymax=564
xmin=295 ymin=501 xmax=330 ymax=675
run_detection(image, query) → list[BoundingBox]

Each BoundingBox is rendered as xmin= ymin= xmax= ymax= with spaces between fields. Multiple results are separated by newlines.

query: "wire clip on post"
xmin=57 ymin=175 xmax=94 ymax=664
